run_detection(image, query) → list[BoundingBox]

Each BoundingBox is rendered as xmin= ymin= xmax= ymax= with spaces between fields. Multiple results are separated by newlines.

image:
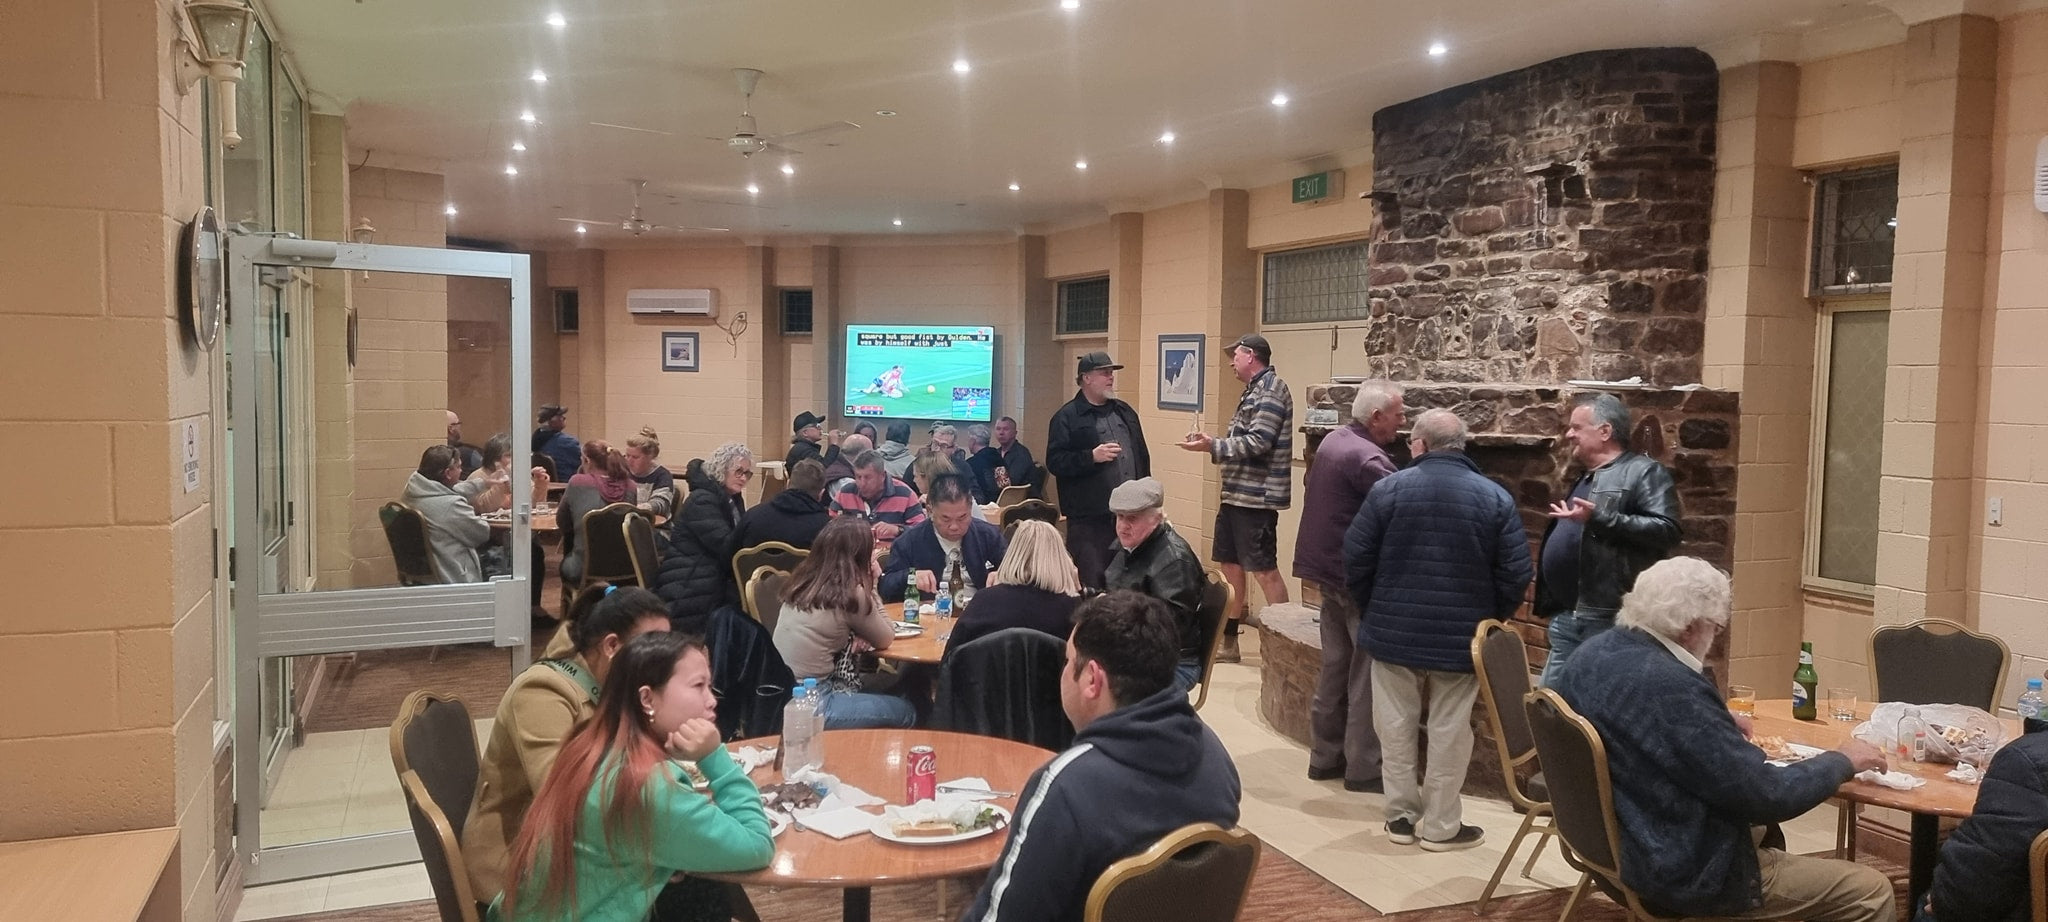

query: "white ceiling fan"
xmin=711 ymin=67 xmax=860 ymax=158
xmin=556 ymin=180 xmax=730 ymax=235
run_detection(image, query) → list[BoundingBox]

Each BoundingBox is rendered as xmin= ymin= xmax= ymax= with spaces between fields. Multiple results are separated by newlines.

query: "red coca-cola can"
xmin=905 ymin=745 xmax=937 ymax=804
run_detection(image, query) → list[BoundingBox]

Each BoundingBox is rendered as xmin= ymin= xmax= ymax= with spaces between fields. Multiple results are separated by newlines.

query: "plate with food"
xmin=1754 ymin=735 xmax=1827 ymax=765
xmin=871 ymin=803 xmax=1011 ymax=845
xmin=891 ymin=621 xmax=923 ymax=638
xmin=760 ymin=781 xmax=822 ymax=812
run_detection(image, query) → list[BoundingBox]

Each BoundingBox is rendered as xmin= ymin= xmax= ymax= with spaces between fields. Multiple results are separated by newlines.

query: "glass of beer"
xmin=1726 ymin=684 xmax=1756 ymax=718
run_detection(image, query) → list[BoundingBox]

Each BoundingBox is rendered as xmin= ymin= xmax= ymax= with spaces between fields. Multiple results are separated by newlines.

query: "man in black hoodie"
xmin=731 ymin=458 xmax=832 ymax=551
xmin=1046 ymin=351 xmax=1150 ymax=589
xmin=962 ymin=590 xmax=1241 ymax=922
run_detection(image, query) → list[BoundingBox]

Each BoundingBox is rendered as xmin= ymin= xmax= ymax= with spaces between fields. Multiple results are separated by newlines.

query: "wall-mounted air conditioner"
xmin=626 ymin=288 xmax=717 ymax=317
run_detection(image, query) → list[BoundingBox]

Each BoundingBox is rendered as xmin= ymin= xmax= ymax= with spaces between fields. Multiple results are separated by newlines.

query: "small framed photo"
xmin=662 ymin=331 xmax=700 ymax=373
xmin=1157 ymin=333 xmax=1205 ymax=411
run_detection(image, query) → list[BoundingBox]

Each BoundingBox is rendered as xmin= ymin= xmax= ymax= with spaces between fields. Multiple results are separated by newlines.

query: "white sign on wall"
xmin=183 ymin=420 xmax=201 ymax=493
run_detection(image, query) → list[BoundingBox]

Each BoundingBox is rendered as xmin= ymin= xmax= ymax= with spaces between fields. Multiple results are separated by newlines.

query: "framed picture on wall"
xmin=662 ymin=331 xmax=700 ymax=372
xmin=1157 ymin=333 xmax=1204 ymax=411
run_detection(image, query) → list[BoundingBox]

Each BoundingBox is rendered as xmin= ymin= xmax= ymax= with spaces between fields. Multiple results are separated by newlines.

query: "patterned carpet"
xmin=255 ymin=846 xmax=1911 ymax=921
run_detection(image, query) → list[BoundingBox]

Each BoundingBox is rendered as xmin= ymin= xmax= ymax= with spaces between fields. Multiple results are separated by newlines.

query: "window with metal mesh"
xmin=780 ymin=288 xmax=813 ymax=335
xmin=1057 ymin=276 xmax=1110 ymax=335
xmin=1811 ymin=165 xmax=1898 ymax=294
xmin=1813 ymin=308 xmax=1888 ymax=587
xmin=552 ymin=288 xmax=579 ymax=333
xmin=1262 ymin=240 xmax=1372 ymax=324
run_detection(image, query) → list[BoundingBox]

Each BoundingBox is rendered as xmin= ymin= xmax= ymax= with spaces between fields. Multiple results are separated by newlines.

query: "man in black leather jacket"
xmin=1102 ymin=478 xmax=1205 ymax=690
xmin=1536 ymin=392 xmax=1682 ymax=686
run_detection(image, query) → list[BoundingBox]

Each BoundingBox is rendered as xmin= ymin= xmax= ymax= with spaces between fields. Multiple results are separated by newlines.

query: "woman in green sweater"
xmin=494 ymin=632 xmax=774 ymax=921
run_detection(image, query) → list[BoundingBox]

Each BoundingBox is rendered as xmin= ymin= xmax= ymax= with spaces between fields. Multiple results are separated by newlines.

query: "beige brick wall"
xmin=348 ymin=167 xmax=449 ymax=586
xmin=0 ymin=0 xmax=218 ymax=918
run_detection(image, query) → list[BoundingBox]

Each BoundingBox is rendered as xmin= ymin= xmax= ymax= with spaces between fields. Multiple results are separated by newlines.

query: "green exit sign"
xmin=1291 ymin=170 xmax=1344 ymax=203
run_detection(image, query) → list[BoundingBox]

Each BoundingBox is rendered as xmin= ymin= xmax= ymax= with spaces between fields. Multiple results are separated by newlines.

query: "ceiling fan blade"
xmin=557 ymin=216 xmax=616 ymax=224
xmin=652 ymin=224 xmax=734 ymax=233
xmin=590 ymin=121 xmax=672 ymax=136
xmin=764 ymin=120 xmax=861 ymax=144
xmin=691 ymin=198 xmax=777 ymax=210
xmin=761 ymin=141 xmax=804 ymax=155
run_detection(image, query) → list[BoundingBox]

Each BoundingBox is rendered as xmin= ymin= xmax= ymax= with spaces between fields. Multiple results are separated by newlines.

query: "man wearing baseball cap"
xmin=1046 ymin=351 xmax=1151 ymax=589
xmin=784 ymin=410 xmax=842 ymax=471
xmin=1179 ymin=332 xmax=1294 ymax=664
xmin=531 ymin=404 xmax=582 ymax=484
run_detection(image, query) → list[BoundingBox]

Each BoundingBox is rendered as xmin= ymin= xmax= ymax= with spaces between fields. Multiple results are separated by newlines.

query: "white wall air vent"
xmin=2035 ymin=136 xmax=2048 ymax=215
xmin=626 ymin=288 xmax=717 ymax=317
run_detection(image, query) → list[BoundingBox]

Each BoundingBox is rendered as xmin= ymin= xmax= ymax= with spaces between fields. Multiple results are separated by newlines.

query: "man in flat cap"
xmin=1103 ymin=477 xmax=1206 ymax=690
xmin=1180 ymin=332 xmax=1293 ymax=663
xmin=1047 ymin=351 xmax=1151 ymax=590
xmin=784 ymin=410 xmax=842 ymax=471
xmin=531 ymin=404 xmax=582 ymax=484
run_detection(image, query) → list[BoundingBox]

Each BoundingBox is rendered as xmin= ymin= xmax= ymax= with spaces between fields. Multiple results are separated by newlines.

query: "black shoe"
xmin=1307 ymin=762 xmax=1346 ymax=782
xmin=1343 ymin=777 xmax=1383 ymax=793
xmin=1420 ymin=825 xmax=1486 ymax=852
xmin=1385 ymin=817 xmax=1417 ymax=845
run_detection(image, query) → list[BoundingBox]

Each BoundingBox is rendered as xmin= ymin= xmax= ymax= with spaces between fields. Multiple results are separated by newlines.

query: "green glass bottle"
xmin=1792 ymin=641 xmax=1819 ymax=721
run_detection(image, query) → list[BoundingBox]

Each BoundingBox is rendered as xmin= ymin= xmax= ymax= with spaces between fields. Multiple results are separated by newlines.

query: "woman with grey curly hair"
xmin=653 ymin=441 xmax=756 ymax=632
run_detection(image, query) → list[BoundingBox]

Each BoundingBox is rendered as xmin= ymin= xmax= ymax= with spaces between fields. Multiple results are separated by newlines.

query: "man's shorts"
xmin=1212 ymin=504 xmax=1279 ymax=571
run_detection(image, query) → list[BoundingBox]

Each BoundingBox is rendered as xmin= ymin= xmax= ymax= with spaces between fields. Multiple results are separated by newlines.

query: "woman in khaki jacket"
xmin=464 ymin=585 xmax=669 ymax=901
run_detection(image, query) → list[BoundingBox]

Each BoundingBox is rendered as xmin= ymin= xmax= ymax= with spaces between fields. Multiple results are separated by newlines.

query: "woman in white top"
xmin=772 ymin=516 xmax=917 ymax=728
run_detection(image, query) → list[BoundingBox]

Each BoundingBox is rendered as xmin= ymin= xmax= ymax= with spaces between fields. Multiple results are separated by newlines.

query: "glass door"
xmin=230 ymin=234 xmax=537 ymax=884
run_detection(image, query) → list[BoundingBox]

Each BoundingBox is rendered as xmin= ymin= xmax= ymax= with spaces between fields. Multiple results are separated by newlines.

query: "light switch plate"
xmin=1990 ymin=496 xmax=2003 ymax=526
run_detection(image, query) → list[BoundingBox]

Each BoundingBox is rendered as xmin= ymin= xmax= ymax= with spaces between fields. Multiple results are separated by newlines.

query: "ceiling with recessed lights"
xmin=264 ymin=0 xmax=1906 ymax=247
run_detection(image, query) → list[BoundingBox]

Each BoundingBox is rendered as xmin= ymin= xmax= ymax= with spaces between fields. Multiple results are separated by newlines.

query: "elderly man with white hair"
xmin=1551 ymin=557 xmax=1892 ymax=922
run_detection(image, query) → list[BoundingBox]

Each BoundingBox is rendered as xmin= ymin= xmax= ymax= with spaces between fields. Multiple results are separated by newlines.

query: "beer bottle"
xmin=1792 ymin=641 xmax=1819 ymax=721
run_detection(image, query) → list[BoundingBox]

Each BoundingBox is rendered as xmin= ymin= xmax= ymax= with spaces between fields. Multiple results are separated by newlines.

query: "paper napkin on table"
xmin=819 ymin=785 xmax=883 ymax=809
xmin=794 ymin=806 xmax=878 ymax=840
xmin=881 ymin=795 xmax=997 ymax=829
xmin=1855 ymin=769 xmax=1927 ymax=790
xmin=1946 ymin=762 xmax=1981 ymax=784
xmin=730 ymin=746 xmax=777 ymax=774
xmin=938 ymin=777 xmax=1000 ymax=799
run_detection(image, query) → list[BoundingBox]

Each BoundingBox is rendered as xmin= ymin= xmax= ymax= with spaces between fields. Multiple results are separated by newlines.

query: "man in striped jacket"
xmin=1179 ymin=332 xmax=1294 ymax=663
xmin=962 ymin=591 xmax=1241 ymax=922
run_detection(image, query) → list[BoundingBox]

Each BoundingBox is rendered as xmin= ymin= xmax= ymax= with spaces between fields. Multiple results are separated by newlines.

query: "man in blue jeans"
xmin=1536 ymin=392 xmax=1682 ymax=686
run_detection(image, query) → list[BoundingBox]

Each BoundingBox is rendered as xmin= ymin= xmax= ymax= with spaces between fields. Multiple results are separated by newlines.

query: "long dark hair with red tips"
xmin=500 ymin=631 xmax=709 ymax=918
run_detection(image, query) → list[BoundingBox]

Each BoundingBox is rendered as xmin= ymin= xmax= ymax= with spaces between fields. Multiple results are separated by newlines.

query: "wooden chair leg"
xmin=1558 ymin=872 xmax=1591 ymax=922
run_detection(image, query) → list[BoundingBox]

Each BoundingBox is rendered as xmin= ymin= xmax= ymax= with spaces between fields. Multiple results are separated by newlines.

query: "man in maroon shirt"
xmin=1294 ymin=380 xmax=1403 ymax=791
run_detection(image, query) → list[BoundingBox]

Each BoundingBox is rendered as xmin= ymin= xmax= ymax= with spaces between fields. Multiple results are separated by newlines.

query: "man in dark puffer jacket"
xmin=654 ymin=446 xmax=750 ymax=633
xmin=732 ymin=459 xmax=832 ymax=552
xmin=1343 ymin=409 xmax=1531 ymax=852
xmin=1918 ymin=729 xmax=2048 ymax=922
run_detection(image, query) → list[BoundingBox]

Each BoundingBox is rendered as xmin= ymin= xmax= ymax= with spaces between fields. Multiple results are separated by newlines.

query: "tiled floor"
xmin=236 ymin=634 xmax=1840 ymax=920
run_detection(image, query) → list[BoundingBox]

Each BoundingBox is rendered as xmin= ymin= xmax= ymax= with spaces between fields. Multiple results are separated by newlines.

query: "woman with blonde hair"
xmin=654 ymin=441 xmax=753 ymax=633
xmin=623 ymin=427 xmax=677 ymax=520
xmin=943 ymin=518 xmax=1084 ymax=650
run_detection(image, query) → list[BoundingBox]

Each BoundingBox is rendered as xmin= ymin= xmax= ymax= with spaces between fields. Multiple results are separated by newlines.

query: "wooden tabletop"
xmin=702 ymin=729 xmax=1053 ymax=888
xmin=876 ymin=601 xmax=957 ymax=665
xmin=0 ymin=826 xmax=179 ymax=922
xmin=1752 ymin=699 xmax=2020 ymax=817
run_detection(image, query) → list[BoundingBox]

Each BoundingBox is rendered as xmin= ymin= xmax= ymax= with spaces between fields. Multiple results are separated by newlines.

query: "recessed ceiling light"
xmin=504 ymin=165 xmax=518 ymax=176
xmin=1008 ymin=182 xmax=1021 ymax=191
xmin=575 ymin=224 xmax=586 ymax=234
xmin=953 ymin=58 xmax=972 ymax=74
xmin=1157 ymin=131 xmax=1176 ymax=145
xmin=875 ymin=109 xmax=898 ymax=117
xmin=545 ymin=12 xmax=566 ymax=28
xmin=519 ymin=110 xmax=537 ymax=124
xmin=780 ymin=163 xmax=795 ymax=175
xmin=444 ymin=204 xmax=458 ymax=216
xmin=511 ymin=141 xmax=526 ymax=152
xmin=530 ymin=69 xmax=548 ymax=83
xmin=1061 ymin=0 xmax=1080 ymax=9
xmin=746 ymin=183 xmax=760 ymax=195
xmin=1428 ymin=42 xmax=1448 ymax=56
xmin=1074 ymin=160 xmax=1088 ymax=171
xmin=893 ymin=218 xmax=904 ymax=227
xmin=1270 ymin=92 xmax=1289 ymax=108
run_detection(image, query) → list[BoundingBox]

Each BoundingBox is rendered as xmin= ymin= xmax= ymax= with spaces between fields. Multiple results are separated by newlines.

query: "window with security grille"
xmin=1057 ymin=276 xmax=1110 ymax=335
xmin=1262 ymin=240 xmax=1371 ymax=325
xmin=1808 ymin=305 xmax=1888 ymax=589
xmin=780 ymin=288 xmax=813 ymax=335
xmin=552 ymin=288 xmax=579 ymax=333
xmin=1810 ymin=165 xmax=1898 ymax=294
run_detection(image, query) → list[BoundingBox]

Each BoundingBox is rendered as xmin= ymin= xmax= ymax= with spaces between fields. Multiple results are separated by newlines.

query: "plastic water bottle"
xmin=2019 ymin=678 xmax=2045 ymax=721
xmin=934 ymin=577 xmax=953 ymax=617
xmin=782 ymin=679 xmax=825 ymax=778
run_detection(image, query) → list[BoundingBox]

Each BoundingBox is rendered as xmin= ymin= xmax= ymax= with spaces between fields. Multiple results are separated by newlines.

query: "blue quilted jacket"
xmin=1342 ymin=451 xmax=1532 ymax=673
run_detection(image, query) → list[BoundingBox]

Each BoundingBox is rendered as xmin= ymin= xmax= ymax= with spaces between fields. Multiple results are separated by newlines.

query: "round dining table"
xmin=1751 ymin=698 xmax=2020 ymax=909
xmin=704 ymin=728 xmax=1053 ymax=922
xmin=874 ymin=602 xmax=958 ymax=665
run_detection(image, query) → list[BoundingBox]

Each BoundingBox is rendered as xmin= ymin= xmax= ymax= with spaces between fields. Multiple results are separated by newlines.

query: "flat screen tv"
xmin=842 ymin=324 xmax=995 ymax=422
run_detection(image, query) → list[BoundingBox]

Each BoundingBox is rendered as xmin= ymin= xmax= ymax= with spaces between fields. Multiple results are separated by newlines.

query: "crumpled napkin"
xmin=1855 ymin=769 xmax=1927 ymax=790
xmin=730 ymin=745 xmax=777 ymax=774
xmin=881 ymin=794 xmax=997 ymax=829
xmin=1945 ymin=762 xmax=1981 ymax=784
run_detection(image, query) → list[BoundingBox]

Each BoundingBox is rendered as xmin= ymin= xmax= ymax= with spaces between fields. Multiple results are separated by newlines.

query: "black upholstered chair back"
xmin=1870 ymin=618 xmax=2009 ymax=710
xmin=1084 ymin=823 xmax=1260 ymax=922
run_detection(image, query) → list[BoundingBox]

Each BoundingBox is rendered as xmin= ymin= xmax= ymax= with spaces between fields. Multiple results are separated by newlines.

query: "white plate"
xmin=1766 ymin=742 xmax=1828 ymax=766
xmin=870 ymin=805 xmax=1010 ymax=845
xmin=770 ymin=813 xmax=790 ymax=838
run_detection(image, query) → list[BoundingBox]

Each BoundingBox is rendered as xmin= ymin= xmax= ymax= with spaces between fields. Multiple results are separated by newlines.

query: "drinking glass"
xmin=1827 ymin=687 xmax=1859 ymax=722
xmin=1726 ymin=684 xmax=1756 ymax=718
